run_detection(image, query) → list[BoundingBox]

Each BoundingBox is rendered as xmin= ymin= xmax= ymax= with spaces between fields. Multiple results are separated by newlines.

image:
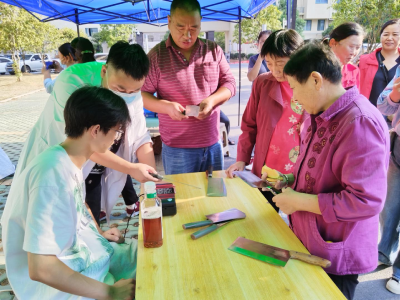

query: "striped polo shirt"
xmin=142 ymin=36 xmax=236 ymax=148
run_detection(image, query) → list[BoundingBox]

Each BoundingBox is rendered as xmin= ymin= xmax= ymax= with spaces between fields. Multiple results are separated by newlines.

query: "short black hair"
xmin=284 ymin=42 xmax=342 ymax=85
xmin=380 ymin=19 xmax=400 ymax=35
xmin=106 ymin=41 xmax=149 ymax=81
xmin=64 ymin=86 xmax=131 ymax=138
xmin=170 ymin=0 xmax=201 ymax=16
xmin=71 ymin=37 xmax=95 ymax=63
xmin=260 ymin=29 xmax=303 ymax=58
xmin=58 ymin=43 xmax=76 ymax=61
xmin=330 ymin=22 xmax=364 ymax=42
xmin=257 ymin=30 xmax=272 ymax=43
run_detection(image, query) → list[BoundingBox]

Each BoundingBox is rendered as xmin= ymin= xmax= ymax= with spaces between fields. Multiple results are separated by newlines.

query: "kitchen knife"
xmin=233 ymin=171 xmax=280 ymax=195
xmin=206 ymin=165 xmax=227 ymax=197
xmin=229 ymin=237 xmax=331 ymax=268
xmin=190 ymin=222 xmax=229 ymax=240
xmin=182 ymin=208 xmax=246 ymax=229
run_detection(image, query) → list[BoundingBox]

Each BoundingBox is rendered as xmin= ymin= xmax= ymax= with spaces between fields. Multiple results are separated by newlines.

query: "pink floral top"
xmin=265 ymin=81 xmax=302 ymax=172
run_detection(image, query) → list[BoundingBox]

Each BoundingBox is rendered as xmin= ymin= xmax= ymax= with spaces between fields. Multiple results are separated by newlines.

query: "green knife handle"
xmin=182 ymin=220 xmax=213 ymax=229
xmin=191 ymin=224 xmax=219 ymax=240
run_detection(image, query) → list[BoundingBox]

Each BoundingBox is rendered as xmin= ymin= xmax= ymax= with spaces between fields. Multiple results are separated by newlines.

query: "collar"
xmin=316 ymin=86 xmax=359 ymax=122
xmin=265 ymin=74 xmax=284 ymax=106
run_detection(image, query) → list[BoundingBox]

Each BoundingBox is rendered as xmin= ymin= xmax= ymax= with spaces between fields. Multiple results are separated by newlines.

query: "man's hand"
xmin=197 ymin=98 xmax=214 ymax=120
xmin=166 ymin=101 xmax=188 ymax=121
xmin=389 ymin=77 xmax=400 ymax=103
xmin=225 ymin=161 xmax=246 ymax=178
xmin=102 ymin=227 xmax=121 ymax=242
xmin=107 ymin=279 xmax=135 ymax=300
xmin=129 ymin=163 xmax=159 ymax=183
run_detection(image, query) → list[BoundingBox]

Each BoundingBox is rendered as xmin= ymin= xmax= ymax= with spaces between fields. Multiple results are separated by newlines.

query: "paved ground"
xmin=0 ymin=64 xmax=398 ymax=299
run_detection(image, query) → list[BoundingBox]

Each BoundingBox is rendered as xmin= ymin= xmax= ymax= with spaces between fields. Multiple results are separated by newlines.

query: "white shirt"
xmin=1 ymin=145 xmax=113 ymax=300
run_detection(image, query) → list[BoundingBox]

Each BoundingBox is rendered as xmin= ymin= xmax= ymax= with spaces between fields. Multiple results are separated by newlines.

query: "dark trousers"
xmin=85 ymin=173 xmax=138 ymax=224
xmin=328 ymin=274 xmax=359 ymax=300
xmin=220 ymin=111 xmax=230 ymax=135
xmin=260 ymin=190 xmax=279 ymax=212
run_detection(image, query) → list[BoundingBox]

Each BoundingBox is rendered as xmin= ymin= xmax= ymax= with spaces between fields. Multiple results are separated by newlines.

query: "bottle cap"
xmin=145 ymin=181 xmax=156 ymax=195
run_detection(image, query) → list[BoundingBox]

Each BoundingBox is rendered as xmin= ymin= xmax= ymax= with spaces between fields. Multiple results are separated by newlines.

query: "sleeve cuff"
xmin=318 ymin=193 xmax=338 ymax=223
xmin=388 ymin=94 xmax=400 ymax=107
xmin=236 ymin=152 xmax=252 ymax=165
xmin=220 ymin=82 xmax=236 ymax=97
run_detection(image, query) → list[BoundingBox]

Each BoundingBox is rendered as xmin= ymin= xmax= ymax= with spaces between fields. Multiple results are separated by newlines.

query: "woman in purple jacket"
xmin=263 ymin=42 xmax=390 ymax=299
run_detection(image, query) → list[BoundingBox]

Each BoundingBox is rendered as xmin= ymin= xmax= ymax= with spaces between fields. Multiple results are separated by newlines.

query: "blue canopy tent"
xmin=1 ymin=0 xmax=276 ymax=124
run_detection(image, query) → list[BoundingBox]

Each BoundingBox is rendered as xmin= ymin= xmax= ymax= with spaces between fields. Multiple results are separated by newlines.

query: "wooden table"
xmin=136 ymin=171 xmax=345 ymax=300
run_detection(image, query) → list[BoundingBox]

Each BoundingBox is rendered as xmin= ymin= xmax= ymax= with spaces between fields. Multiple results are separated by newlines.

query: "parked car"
xmin=5 ymin=53 xmax=54 ymax=75
xmin=94 ymin=52 xmax=108 ymax=62
xmin=0 ymin=57 xmax=13 ymax=75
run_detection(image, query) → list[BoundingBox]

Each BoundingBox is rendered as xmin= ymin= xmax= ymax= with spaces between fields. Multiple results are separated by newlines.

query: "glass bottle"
xmin=141 ymin=182 xmax=163 ymax=248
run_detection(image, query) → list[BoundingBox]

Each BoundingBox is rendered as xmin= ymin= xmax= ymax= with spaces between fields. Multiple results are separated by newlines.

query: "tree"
xmin=91 ymin=32 xmax=104 ymax=53
xmin=331 ymin=0 xmax=400 ymax=52
xmin=0 ymin=3 xmax=37 ymax=80
xmin=59 ymin=28 xmax=87 ymax=44
xmin=29 ymin=22 xmax=59 ymax=61
xmin=214 ymin=32 xmax=225 ymax=51
xmin=233 ymin=5 xmax=283 ymax=43
xmin=163 ymin=30 xmax=170 ymax=41
xmin=322 ymin=24 xmax=334 ymax=38
xmin=278 ymin=0 xmax=306 ymax=37
xmin=96 ymin=24 xmax=135 ymax=47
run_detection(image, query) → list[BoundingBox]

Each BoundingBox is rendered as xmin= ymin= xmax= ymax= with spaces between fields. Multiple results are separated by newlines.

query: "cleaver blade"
xmin=229 ymin=237 xmax=331 ymax=268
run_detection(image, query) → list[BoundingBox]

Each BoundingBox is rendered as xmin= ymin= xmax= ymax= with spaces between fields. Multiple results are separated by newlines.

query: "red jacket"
xmin=359 ymin=47 xmax=400 ymax=99
xmin=237 ymin=73 xmax=306 ymax=177
xmin=341 ymin=63 xmax=360 ymax=90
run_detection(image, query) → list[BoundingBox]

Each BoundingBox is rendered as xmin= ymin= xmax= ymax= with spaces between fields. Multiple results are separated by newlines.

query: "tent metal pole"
xmin=286 ymin=0 xmax=291 ymax=29
xmin=75 ymin=9 xmax=80 ymax=37
xmin=291 ymin=0 xmax=297 ymax=30
xmin=238 ymin=6 xmax=242 ymax=126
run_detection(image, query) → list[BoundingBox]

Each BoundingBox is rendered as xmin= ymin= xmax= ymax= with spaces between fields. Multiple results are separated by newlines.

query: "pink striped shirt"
xmin=142 ymin=36 xmax=236 ymax=148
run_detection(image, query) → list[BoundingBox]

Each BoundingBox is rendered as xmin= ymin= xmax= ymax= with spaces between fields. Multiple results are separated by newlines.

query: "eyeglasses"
xmin=114 ymin=129 xmax=124 ymax=141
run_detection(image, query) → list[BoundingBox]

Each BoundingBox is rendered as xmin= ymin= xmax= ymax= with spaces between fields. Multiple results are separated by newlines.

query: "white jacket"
xmin=14 ymin=61 xmax=152 ymax=223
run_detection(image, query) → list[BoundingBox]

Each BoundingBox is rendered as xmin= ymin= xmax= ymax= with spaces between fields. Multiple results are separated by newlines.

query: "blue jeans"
xmin=161 ymin=141 xmax=223 ymax=175
xmin=379 ymin=135 xmax=400 ymax=279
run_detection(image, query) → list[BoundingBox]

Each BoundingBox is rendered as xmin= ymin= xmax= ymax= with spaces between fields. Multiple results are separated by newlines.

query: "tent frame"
xmin=5 ymin=0 xmax=280 ymax=125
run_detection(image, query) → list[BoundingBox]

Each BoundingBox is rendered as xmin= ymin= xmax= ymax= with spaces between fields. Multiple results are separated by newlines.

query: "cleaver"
xmin=233 ymin=171 xmax=279 ymax=195
xmin=229 ymin=237 xmax=331 ymax=268
xmin=206 ymin=165 xmax=227 ymax=197
xmin=182 ymin=208 xmax=246 ymax=229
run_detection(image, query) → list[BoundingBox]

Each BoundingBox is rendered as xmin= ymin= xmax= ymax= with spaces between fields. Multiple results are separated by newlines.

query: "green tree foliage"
xmin=0 ymin=3 xmax=36 ymax=80
xmin=332 ymin=0 xmax=400 ymax=52
xmin=278 ymin=0 xmax=306 ymax=37
xmin=214 ymin=32 xmax=225 ymax=51
xmin=322 ymin=24 xmax=334 ymax=38
xmin=96 ymin=24 xmax=135 ymax=47
xmin=163 ymin=30 xmax=170 ymax=41
xmin=59 ymin=28 xmax=87 ymax=44
xmin=233 ymin=5 xmax=283 ymax=43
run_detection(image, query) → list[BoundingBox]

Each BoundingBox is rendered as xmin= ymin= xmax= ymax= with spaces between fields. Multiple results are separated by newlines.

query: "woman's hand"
xmin=389 ymin=77 xmax=400 ymax=103
xmin=272 ymin=188 xmax=321 ymax=215
xmin=53 ymin=61 xmax=63 ymax=73
xmin=225 ymin=161 xmax=246 ymax=178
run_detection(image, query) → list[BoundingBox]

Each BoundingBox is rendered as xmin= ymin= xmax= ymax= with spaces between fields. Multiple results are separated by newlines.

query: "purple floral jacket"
xmin=290 ymin=87 xmax=390 ymax=275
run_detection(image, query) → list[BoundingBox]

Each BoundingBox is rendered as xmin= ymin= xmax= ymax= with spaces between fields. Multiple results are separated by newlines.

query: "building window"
xmin=304 ymin=20 xmax=312 ymax=31
xmin=85 ymin=28 xmax=98 ymax=37
xmin=147 ymin=35 xmax=154 ymax=42
xmin=317 ymin=20 xmax=325 ymax=31
xmin=316 ymin=0 xmax=328 ymax=3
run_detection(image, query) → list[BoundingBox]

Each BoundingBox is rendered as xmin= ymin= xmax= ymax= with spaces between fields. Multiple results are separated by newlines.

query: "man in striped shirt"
xmin=142 ymin=0 xmax=236 ymax=175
